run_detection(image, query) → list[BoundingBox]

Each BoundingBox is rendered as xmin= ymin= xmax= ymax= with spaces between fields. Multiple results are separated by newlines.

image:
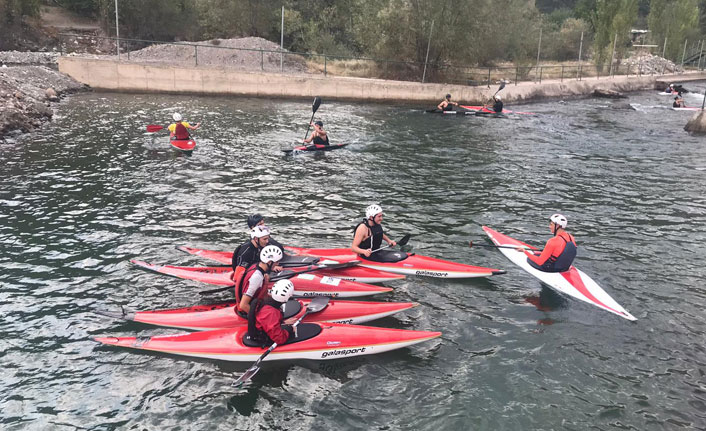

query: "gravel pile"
xmin=0 ymin=65 xmax=87 ymax=138
xmin=624 ymin=53 xmax=683 ymax=74
xmin=126 ymin=37 xmax=308 ymax=73
xmin=0 ymin=50 xmax=60 ymax=66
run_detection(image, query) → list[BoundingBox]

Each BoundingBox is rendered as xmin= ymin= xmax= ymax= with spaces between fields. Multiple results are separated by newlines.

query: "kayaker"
xmin=231 ymin=224 xmax=272 ymax=284
xmin=303 ymin=120 xmax=329 ymax=147
xmin=237 ymin=245 xmax=284 ymax=315
xmin=437 ymin=94 xmax=458 ymax=111
xmin=247 ymin=214 xmax=285 ymax=252
xmin=351 ymin=204 xmax=397 ymax=259
xmin=247 ymin=279 xmax=296 ymax=346
xmin=665 ymin=84 xmax=674 ymax=93
xmin=489 ymin=95 xmax=504 ymax=113
xmin=516 ymin=213 xmax=577 ymax=273
xmin=168 ymin=113 xmax=200 ymax=139
xmin=673 ymin=94 xmax=686 ymax=108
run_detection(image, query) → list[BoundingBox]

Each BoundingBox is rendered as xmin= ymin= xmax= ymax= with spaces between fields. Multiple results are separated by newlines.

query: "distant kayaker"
xmin=303 ymin=120 xmax=329 ymax=147
xmin=673 ymin=94 xmax=686 ymax=108
xmin=247 ymin=279 xmax=295 ymax=346
xmin=351 ymin=204 xmax=397 ymax=258
xmin=247 ymin=214 xmax=285 ymax=252
xmin=237 ymin=245 xmax=283 ymax=315
xmin=516 ymin=213 xmax=577 ymax=273
xmin=231 ymin=225 xmax=272 ymax=284
xmin=665 ymin=84 xmax=674 ymax=93
xmin=488 ymin=95 xmax=503 ymax=113
xmin=438 ymin=94 xmax=458 ymax=111
xmin=168 ymin=113 xmax=200 ymax=139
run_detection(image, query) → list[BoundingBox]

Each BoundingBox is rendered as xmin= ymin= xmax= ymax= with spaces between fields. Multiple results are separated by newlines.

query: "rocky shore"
xmin=0 ymin=51 xmax=88 ymax=140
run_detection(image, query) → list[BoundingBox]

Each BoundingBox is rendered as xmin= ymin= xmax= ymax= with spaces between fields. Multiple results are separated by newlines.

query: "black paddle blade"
xmin=397 ymin=234 xmax=412 ymax=247
xmin=234 ymin=365 xmax=261 ymax=388
xmin=498 ymin=81 xmax=506 ymax=92
xmin=312 ymin=96 xmax=322 ymax=113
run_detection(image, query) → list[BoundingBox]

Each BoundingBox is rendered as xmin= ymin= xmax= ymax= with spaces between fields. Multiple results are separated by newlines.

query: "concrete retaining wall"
xmin=58 ymin=56 xmax=706 ymax=104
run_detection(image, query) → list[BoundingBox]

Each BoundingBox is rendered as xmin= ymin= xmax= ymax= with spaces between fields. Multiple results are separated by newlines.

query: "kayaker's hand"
xmin=388 ymin=241 xmax=397 ymax=247
xmin=283 ymin=317 xmax=297 ymax=325
xmin=515 ymin=247 xmax=527 ymax=253
xmin=273 ymin=264 xmax=283 ymax=272
xmin=362 ymin=249 xmax=372 ymax=257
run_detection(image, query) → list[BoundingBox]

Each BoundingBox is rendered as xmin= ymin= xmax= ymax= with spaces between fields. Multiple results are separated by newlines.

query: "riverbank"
xmin=0 ymin=52 xmax=87 ymax=139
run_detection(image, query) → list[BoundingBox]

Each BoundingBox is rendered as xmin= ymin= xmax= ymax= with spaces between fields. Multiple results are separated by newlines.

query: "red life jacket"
xmin=174 ymin=122 xmax=190 ymax=140
xmin=236 ymin=264 xmax=268 ymax=306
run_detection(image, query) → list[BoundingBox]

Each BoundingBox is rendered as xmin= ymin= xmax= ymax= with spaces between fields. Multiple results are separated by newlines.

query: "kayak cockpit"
xmin=360 ymin=250 xmax=409 ymax=263
xmin=242 ymin=323 xmax=322 ymax=347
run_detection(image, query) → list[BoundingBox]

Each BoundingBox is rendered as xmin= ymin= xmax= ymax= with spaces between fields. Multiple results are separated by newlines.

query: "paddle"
xmin=371 ymin=234 xmax=411 ymax=253
xmin=468 ymin=240 xmax=539 ymax=252
xmin=302 ymin=96 xmax=322 ymax=141
xmin=197 ymin=260 xmax=360 ymax=295
xmin=484 ymin=81 xmax=506 ymax=108
xmin=146 ymin=125 xmax=164 ymax=132
xmin=233 ymin=296 xmax=331 ymax=388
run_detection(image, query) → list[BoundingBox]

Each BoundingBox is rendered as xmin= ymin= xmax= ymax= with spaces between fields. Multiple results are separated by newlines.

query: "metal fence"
xmin=58 ymin=33 xmax=705 ymax=88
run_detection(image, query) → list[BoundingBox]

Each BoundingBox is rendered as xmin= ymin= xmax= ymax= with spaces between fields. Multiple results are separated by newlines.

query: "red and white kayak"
xmin=283 ymin=144 xmax=348 ymax=154
xmin=100 ymin=298 xmax=418 ymax=331
xmin=482 ymin=226 xmax=636 ymax=321
xmin=459 ymin=105 xmax=535 ymax=115
xmin=672 ymin=106 xmax=701 ymax=111
xmin=170 ymin=138 xmax=196 ymax=152
xmin=95 ymin=323 xmax=441 ymax=362
xmin=176 ymin=246 xmax=405 ymax=283
xmin=284 ymin=247 xmax=506 ymax=279
xmin=131 ymin=260 xmax=393 ymax=298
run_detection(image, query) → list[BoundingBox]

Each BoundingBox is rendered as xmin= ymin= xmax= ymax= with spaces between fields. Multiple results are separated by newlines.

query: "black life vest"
xmin=547 ymin=233 xmax=577 ymax=272
xmin=354 ymin=219 xmax=383 ymax=251
xmin=442 ymin=101 xmax=454 ymax=111
xmin=313 ymin=135 xmax=329 ymax=146
xmin=174 ymin=122 xmax=190 ymax=140
xmin=493 ymin=100 xmax=504 ymax=113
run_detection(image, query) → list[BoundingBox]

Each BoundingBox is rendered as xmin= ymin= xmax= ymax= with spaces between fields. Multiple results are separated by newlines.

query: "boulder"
xmin=684 ymin=110 xmax=706 ymax=133
xmin=45 ymin=87 xmax=58 ymax=100
xmin=593 ymin=88 xmax=627 ymax=99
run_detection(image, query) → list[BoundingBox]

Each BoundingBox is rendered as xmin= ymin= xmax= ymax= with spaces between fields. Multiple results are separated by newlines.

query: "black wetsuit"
xmin=354 ymin=219 xmax=383 ymax=253
xmin=231 ymin=240 xmax=261 ymax=272
xmin=313 ymin=135 xmax=329 ymax=146
xmin=493 ymin=100 xmax=504 ymax=113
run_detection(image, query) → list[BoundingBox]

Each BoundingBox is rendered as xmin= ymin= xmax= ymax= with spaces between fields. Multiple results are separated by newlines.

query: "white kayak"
xmin=672 ymin=107 xmax=701 ymax=111
xmin=483 ymin=226 xmax=636 ymax=321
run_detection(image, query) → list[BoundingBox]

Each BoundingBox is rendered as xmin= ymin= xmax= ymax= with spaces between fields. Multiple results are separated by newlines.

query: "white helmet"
xmin=260 ymin=244 xmax=283 ymax=263
xmin=271 ymin=279 xmax=294 ymax=302
xmin=550 ymin=213 xmax=568 ymax=229
xmin=251 ymin=225 xmax=271 ymax=239
xmin=173 ymin=113 xmax=182 ymax=122
xmin=495 ymin=95 xmax=501 ymax=101
xmin=365 ymin=204 xmax=383 ymax=219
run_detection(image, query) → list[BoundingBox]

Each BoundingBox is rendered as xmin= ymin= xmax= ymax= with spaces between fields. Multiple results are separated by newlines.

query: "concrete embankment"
xmin=58 ymin=56 xmax=706 ymax=105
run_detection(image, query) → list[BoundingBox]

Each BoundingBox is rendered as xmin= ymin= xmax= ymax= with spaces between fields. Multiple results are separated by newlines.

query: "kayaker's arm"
xmin=382 ymin=234 xmax=396 ymax=247
xmin=519 ymin=238 xmax=558 ymax=265
xmin=239 ymin=294 xmax=253 ymax=313
xmin=188 ymin=122 xmax=201 ymax=130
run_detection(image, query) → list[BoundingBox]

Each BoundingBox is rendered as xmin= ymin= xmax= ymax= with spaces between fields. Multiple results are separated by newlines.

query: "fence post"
xmin=681 ymin=39 xmax=688 ymax=67
xmin=535 ymin=27 xmax=542 ymax=83
xmin=661 ymin=37 xmax=668 ymax=74
xmin=127 ymin=40 xmax=130 ymax=60
xmin=421 ymin=20 xmax=434 ymax=83
xmin=698 ymin=40 xmax=704 ymax=70
xmin=515 ymin=67 xmax=518 ymax=85
xmin=194 ymin=45 xmax=198 ymax=66
xmin=280 ymin=6 xmax=284 ymax=72
xmin=577 ymin=31 xmax=583 ymax=81
xmin=261 ymin=49 xmax=264 ymax=71
xmin=486 ymin=68 xmax=491 ymax=88
xmin=561 ymin=65 xmax=564 ymax=82
xmin=539 ymin=66 xmax=542 ymax=83
xmin=324 ymin=54 xmax=327 ymax=76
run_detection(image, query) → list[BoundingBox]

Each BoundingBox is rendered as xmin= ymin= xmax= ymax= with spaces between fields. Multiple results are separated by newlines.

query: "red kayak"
xmin=283 ymin=144 xmax=348 ymax=154
xmin=99 ymin=298 xmax=418 ymax=331
xmin=170 ymin=138 xmax=196 ymax=153
xmin=459 ymin=105 xmax=534 ymax=115
xmin=131 ymin=260 xmax=393 ymax=298
xmin=96 ymin=323 xmax=441 ymax=362
xmin=176 ymin=246 xmax=405 ymax=283
xmin=285 ymin=247 xmax=505 ymax=279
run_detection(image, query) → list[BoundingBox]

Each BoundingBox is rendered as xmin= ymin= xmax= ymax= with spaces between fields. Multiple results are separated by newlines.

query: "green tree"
xmin=591 ymin=0 xmax=638 ymax=69
xmin=648 ymin=0 xmax=700 ymax=61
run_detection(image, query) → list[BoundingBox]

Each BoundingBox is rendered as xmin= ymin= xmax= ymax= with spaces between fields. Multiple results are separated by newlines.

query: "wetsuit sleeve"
xmin=257 ymin=307 xmax=290 ymax=345
xmin=167 ymin=124 xmax=176 ymax=133
xmin=526 ymin=237 xmax=560 ymax=265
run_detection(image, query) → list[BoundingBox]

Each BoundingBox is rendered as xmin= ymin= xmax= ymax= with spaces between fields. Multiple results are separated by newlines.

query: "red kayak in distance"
xmin=131 ymin=260 xmax=394 ymax=298
xmin=176 ymin=246 xmax=405 ymax=283
xmin=459 ymin=105 xmax=535 ymax=115
xmin=285 ymin=246 xmax=506 ymax=279
xmin=283 ymin=143 xmax=348 ymax=154
xmin=170 ymin=137 xmax=196 ymax=153
xmin=99 ymin=298 xmax=418 ymax=331
xmin=96 ymin=323 xmax=441 ymax=362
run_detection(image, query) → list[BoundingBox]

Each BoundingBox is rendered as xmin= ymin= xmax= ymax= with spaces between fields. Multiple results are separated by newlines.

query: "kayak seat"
xmin=281 ymin=299 xmax=302 ymax=319
xmin=280 ymin=255 xmax=320 ymax=267
xmin=242 ymin=323 xmax=322 ymax=347
xmin=360 ymin=249 xmax=408 ymax=263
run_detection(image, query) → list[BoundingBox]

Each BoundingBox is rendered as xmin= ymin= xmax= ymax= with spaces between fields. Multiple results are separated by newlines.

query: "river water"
xmin=1 ymin=89 xmax=705 ymax=430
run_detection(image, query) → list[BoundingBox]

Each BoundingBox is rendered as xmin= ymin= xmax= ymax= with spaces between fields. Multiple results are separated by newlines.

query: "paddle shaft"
xmin=371 ymin=234 xmax=411 ymax=253
xmin=303 ymin=96 xmax=322 ymax=140
xmin=469 ymin=241 xmax=541 ymax=252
